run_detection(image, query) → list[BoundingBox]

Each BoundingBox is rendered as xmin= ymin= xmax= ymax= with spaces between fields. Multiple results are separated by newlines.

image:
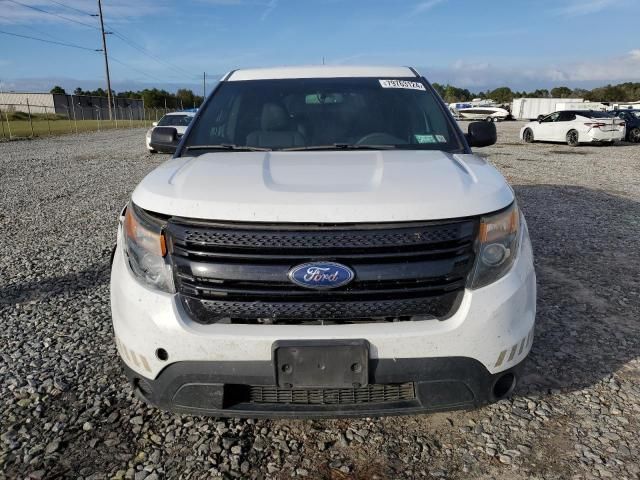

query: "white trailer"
xmin=555 ymin=101 xmax=607 ymax=112
xmin=511 ymin=98 xmax=584 ymax=120
xmin=610 ymin=102 xmax=640 ymax=110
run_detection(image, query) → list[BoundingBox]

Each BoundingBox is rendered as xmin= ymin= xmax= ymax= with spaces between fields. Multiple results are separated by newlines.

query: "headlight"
xmin=123 ymin=203 xmax=174 ymax=293
xmin=470 ymin=202 xmax=520 ymax=289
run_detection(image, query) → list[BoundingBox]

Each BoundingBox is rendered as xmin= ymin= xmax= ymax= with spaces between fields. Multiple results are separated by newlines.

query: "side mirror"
xmin=466 ymin=121 xmax=496 ymax=148
xmin=150 ymin=126 xmax=179 ymax=153
xmin=152 ymin=121 xmax=158 ymax=127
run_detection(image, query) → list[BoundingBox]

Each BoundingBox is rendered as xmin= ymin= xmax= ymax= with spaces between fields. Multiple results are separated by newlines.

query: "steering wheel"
xmin=355 ymin=132 xmax=407 ymax=145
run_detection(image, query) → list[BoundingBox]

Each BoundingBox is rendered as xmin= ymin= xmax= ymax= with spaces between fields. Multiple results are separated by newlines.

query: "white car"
xmin=520 ymin=110 xmax=625 ymax=146
xmin=112 ymin=65 xmax=536 ymax=417
xmin=145 ymin=111 xmax=195 ymax=152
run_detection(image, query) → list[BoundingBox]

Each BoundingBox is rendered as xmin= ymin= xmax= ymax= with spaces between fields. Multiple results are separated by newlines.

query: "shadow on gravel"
xmin=0 ymin=260 xmax=111 ymax=305
xmin=513 ymin=184 xmax=640 ymax=396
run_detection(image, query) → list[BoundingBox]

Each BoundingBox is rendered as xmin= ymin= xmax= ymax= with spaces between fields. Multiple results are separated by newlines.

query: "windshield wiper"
xmin=184 ymin=144 xmax=272 ymax=152
xmin=282 ymin=143 xmax=397 ymax=151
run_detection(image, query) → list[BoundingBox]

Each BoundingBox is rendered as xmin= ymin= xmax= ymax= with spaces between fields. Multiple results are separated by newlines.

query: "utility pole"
xmin=97 ymin=0 xmax=113 ymax=121
xmin=203 ymin=72 xmax=206 ymax=100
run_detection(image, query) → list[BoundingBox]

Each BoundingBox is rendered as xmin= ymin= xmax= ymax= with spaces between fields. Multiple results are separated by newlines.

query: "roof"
xmin=165 ymin=111 xmax=196 ymax=116
xmin=226 ymin=65 xmax=417 ymax=81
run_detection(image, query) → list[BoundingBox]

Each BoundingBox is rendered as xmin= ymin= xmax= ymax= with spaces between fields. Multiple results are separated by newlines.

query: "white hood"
xmin=131 ymin=150 xmax=514 ymax=223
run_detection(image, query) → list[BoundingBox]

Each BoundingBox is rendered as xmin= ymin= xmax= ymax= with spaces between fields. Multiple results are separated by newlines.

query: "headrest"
xmin=261 ymin=103 xmax=289 ymax=131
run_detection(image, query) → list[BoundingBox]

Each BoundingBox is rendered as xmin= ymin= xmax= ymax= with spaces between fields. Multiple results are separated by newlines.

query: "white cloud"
xmin=0 ymin=0 xmax=164 ymax=25
xmin=261 ymin=0 xmax=278 ymax=21
xmin=425 ymin=50 xmax=640 ymax=89
xmin=412 ymin=0 xmax=446 ymax=14
xmin=556 ymin=0 xmax=617 ymax=16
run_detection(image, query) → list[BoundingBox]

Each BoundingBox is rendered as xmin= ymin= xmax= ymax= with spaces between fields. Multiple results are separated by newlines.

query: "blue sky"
xmin=1 ymin=0 xmax=639 ymax=93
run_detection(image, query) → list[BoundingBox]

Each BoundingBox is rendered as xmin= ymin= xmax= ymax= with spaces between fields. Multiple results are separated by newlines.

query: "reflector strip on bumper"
xmin=494 ymin=326 xmax=534 ymax=368
xmin=115 ymin=336 xmax=151 ymax=372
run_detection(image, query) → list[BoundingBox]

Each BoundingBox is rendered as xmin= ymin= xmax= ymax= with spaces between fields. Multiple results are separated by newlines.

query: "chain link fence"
xmin=0 ymin=103 xmax=179 ymax=140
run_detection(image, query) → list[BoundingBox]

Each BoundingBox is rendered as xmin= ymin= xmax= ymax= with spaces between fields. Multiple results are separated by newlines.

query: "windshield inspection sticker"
xmin=379 ymin=79 xmax=426 ymax=91
xmin=414 ymin=134 xmax=437 ymax=144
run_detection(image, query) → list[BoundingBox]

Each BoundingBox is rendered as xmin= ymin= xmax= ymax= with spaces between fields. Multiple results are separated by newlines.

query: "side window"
xmin=541 ymin=112 xmax=560 ymax=123
xmin=557 ymin=112 xmax=576 ymax=122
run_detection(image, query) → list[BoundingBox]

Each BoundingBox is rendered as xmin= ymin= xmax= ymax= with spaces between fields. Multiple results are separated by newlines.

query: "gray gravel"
xmin=1 ymin=123 xmax=639 ymax=479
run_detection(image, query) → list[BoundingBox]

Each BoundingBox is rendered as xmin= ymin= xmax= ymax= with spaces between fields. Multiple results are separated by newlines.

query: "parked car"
xmin=145 ymin=111 xmax=195 ymax=152
xmin=520 ymin=110 xmax=625 ymax=146
xmin=609 ymin=109 xmax=640 ymax=143
xmin=111 ymin=65 xmax=536 ymax=418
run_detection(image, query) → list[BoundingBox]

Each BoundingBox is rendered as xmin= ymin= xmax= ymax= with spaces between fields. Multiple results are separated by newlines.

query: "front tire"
xmin=566 ymin=130 xmax=579 ymax=147
xmin=628 ymin=127 xmax=640 ymax=143
xmin=523 ymin=128 xmax=534 ymax=143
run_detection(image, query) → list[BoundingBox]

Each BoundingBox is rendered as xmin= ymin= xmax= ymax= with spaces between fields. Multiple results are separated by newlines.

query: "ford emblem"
xmin=288 ymin=262 xmax=355 ymax=290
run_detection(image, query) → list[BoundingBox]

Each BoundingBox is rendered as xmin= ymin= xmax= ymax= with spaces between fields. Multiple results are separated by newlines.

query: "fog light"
xmin=481 ymin=243 xmax=508 ymax=266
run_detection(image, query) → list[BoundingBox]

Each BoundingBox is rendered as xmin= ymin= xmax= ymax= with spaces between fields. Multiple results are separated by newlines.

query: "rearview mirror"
xmin=466 ymin=121 xmax=496 ymax=148
xmin=150 ymin=126 xmax=179 ymax=153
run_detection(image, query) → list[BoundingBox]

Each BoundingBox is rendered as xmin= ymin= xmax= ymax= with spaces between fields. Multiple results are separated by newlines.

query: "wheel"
xmin=566 ymin=130 xmax=579 ymax=147
xmin=628 ymin=127 xmax=640 ymax=143
xmin=485 ymin=116 xmax=492 ymax=122
xmin=522 ymin=128 xmax=534 ymax=143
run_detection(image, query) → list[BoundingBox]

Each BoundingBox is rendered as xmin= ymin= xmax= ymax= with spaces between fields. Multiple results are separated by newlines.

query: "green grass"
xmin=0 ymin=118 xmax=150 ymax=139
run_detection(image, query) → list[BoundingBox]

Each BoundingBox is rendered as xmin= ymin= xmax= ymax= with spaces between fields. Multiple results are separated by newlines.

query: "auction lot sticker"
xmin=379 ymin=79 xmax=426 ymax=91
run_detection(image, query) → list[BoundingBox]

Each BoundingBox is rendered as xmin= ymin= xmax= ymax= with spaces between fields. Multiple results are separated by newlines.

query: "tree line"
xmin=431 ymin=82 xmax=640 ymax=104
xmin=50 ymin=81 xmax=640 ymax=107
xmin=49 ymin=86 xmax=205 ymax=109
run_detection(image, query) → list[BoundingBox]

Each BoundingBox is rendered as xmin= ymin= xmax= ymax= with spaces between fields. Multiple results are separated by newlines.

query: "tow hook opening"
xmin=155 ymin=348 xmax=169 ymax=361
xmin=492 ymin=372 xmax=516 ymax=399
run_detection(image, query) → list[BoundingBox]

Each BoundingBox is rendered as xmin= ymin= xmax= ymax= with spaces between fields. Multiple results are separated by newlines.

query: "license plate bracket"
xmin=273 ymin=339 xmax=369 ymax=388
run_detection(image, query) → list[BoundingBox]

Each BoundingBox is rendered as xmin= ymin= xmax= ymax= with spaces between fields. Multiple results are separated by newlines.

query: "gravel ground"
xmin=1 ymin=123 xmax=639 ymax=479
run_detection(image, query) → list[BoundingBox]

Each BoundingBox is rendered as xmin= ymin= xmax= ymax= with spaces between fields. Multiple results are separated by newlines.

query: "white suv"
xmin=111 ymin=66 xmax=536 ymax=417
xmin=145 ymin=111 xmax=195 ymax=153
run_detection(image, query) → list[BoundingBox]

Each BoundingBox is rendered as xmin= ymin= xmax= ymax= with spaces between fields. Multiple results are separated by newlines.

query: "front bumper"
xmin=123 ymin=356 xmax=525 ymax=418
xmin=111 ymin=221 xmax=536 ymax=417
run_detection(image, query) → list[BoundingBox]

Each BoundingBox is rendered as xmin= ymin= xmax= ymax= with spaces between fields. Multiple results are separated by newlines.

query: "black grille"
xmin=248 ymin=383 xmax=416 ymax=405
xmin=166 ymin=218 xmax=478 ymax=324
xmin=180 ymin=225 xmax=463 ymax=249
xmin=182 ymin=294 xmax=460 ymax=324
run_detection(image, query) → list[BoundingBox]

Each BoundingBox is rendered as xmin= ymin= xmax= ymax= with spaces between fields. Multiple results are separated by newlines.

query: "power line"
xmin=107 ymin=27 xmax=196 ymax=79
xmin=40 ymin=1 xmax=194 ymax=81
xmin=43 ymin=0 xmax=94 ymax=17
xmin=4 ymin=0 xmax=100 ymax=30
xmin=0 ymin=29 xmax=101 ymax=51
xmin=3 ymin=0 xmax=195 ymax=82
xmin=0 ymin=14 xmax=65 ymax=41
xmin=109 ymin=56 xmax=165 ymax=83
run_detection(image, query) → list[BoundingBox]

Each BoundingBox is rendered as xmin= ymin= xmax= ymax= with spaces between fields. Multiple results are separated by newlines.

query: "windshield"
xmin=183 ymin=77 xmax=463 ymax=152
xmin=576 ymin=111 xmax=612 ymax=118
xmin=157 ymin=114 xmax=193 ymax=127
